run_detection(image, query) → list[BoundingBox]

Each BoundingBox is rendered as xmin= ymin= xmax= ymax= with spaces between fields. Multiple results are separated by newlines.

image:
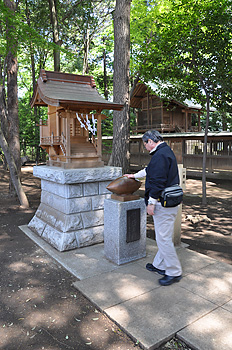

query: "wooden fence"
xmin=102 ymin=133 xmax=232 ymax=175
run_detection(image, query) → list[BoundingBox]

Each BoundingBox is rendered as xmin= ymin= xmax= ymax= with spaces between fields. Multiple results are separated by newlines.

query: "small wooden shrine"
xmin=130 ymin=82 xmax=202 ymax=134
xmin=31 ymin=70 xmax=123 ymax=168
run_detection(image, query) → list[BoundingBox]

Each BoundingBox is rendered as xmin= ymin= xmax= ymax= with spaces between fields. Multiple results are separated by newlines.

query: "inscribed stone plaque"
xmin=126 ymin=208 xmax=140 ymax=243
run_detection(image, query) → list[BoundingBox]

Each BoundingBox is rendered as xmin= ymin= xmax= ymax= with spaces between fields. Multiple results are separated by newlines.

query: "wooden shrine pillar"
xmin=147 ymin=92 xmax=150 ymax=127
xmin=185 ymin=109 xmax=188 ymax=131
xmin=198 ymin=111 xmax=201 ymax=131
xmin=161 ymin=100 xmax=164 ymax=126
xmin=40 ymin=119 xmax=43 ymax=140
xmin=56 ymin=110 xmax=60 ymax=136
xmin=96 ymin=114 xmax=102 ymax=156
xmin=66 ymin=111 xmax=71 ymax=160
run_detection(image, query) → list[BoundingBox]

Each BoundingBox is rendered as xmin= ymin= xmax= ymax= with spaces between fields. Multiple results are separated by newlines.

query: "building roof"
xmin=31 ymin=70 xmax=123 ymax=112
xmin=147 ymin=82 xmax=203 ymax=110
xmin=130 ymin=81 xmax=215 ymax=112
xmin=124 ymin=131 xmax=232 ymax=141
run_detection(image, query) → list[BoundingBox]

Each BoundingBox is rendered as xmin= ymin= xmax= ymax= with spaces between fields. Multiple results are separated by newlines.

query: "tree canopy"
xmin=0 ymin=0 xmax=232 ymax=163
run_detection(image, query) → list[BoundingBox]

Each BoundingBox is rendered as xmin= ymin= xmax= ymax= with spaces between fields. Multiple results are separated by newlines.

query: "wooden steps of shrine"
xmin=70 ymin=136 xmax=89 ymax=143
xmin=71 ymin=141 xmax=97 ymax=156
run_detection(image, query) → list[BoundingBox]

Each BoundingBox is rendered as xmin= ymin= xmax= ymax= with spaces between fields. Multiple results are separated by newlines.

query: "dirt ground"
xmin=0 ymin=164 xmax=231 ymax=350
xmin=0 ymin=165 xmax=143 ymax=350
xmin=180 ymin=177 xmax=232 ymax=265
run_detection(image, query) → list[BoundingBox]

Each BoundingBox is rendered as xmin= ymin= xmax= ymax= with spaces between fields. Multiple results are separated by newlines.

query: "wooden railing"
xmin=102 ymin=135 xmax=232 ymax=174
xmin=131 ymin=124 xmax=176 ymax=133
xmin=40 ymin=133 xmax=67 ymax=155
xmin=40 ymin=136 xmax=52 ymax=144
xmin=61 ymin=132 xmax=66 ymax=153
xmin=91 ymin=134 xmax=97 ymax=152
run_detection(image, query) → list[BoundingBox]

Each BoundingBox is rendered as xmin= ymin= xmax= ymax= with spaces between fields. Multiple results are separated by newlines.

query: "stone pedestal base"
xmin=28 ymin=166 xmax=122 ymax=251
xmin=104 ymin=198 xmax=146 ymax=265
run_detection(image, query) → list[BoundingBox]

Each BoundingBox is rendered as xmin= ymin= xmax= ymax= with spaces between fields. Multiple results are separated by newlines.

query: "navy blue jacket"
xmin=144 ymin=142 xmax=179 ymax=205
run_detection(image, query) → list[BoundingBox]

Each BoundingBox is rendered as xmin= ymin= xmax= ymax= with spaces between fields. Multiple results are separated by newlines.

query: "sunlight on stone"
xmin=74 ymin=253 xmax=89 ymax=259
xmin=95 ymin=291 xmax=108 ymax=301
xmin=106 ymin=307 xmax=130 ymax=325
xmin=118 ymin=279 xmax=146 ymax=299
xmin=191 ymin=314 xmax=232 ymax=340
xmin=209 ymin=277 xmax=232 ymax=294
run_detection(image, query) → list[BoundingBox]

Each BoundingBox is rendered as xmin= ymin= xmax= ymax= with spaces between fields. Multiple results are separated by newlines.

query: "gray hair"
xmin=142 ymin=130 xmax=163 ymax=143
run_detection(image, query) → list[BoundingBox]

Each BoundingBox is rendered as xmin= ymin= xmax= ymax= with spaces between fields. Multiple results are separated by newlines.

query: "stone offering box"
xmin=28 ymin=166 xmax=122 ymax=251
xmin=104 ymin=175 xmax=146 ymax=265
xmin=104 ymin=198 xmax=147 ymax=265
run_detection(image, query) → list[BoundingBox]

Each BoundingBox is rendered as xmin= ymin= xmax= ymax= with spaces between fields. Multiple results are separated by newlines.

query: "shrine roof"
xmin=31 ymin=70 xmax=123 ymax=112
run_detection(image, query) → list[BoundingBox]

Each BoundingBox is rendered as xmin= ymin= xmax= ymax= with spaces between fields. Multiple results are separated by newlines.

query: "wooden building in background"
xmin=102 ymin=81 xmax=232 ymax=177
xmin=130 ymin=82 xmax=202 ymax=134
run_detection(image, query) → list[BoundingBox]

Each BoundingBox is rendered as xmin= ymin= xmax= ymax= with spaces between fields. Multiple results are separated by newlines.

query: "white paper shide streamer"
xmin=76 ymin=113 xmax=97 ymax=135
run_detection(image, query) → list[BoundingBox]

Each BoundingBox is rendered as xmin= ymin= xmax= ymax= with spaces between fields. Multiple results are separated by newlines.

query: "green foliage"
xmin=130 ymin=0 xmax=158 ymax=79
xmin=18 ymin=90 xmax=47 ymax=158
xmin=144 ymin=0 xmax=232 ymax=107
xmin=88 ymin=27 xmax=114 ymax=98
xmin=130 ymin=0 xmax=232 ymax=131
xmin=101 ymin=110 xmax=113 ymax=136
xmin=19 ymin=96 xmax=37 ymax=151
xmin=2 ymin=0 xmax=232 ymax=160
xmin=201 ymin=111 xmax=232 ymax=132
xmin=1 ymin=0 xmax=116 ymax=158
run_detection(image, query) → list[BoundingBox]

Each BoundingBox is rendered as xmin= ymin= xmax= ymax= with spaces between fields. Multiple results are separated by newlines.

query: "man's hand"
xmin=147 ymin=204 xmax=155 ymax=215
xmin=123 ymin=174 xmax=135 ymax=179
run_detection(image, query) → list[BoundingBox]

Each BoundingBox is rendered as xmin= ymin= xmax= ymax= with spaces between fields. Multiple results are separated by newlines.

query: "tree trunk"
xmin=108 ymin=0 xmax=131 ymax=173
xmin=0 ymin=84 xmax=8 ymax=169
xmin=222 ymin=112 xmax=227 ymax=131
xmin=25 ymin=0 xmax=36 ymax=91
xmin=0 ymin=83 xmax=8 ymax=140
xmin=82 ymin=28 xmax=90 ymax=75
xmin=48 ymin=0 xmax=61 ymax=71
xmin=0 ymin=125 xmax=29 ymax=208
xmin=1 ymin=0 xmax=29 ymax=207
xmin=103 ymin=36 xmax=108 ymax=100
xmin=4 ymin=0 xmax=21 ymax=177
xmin=0 ymin=87 xmax=29 ymax=208
xmin=202 ymin=93 xmax=210 ymax=206
xmin=25 ymin=0 xmax=39 ymax=160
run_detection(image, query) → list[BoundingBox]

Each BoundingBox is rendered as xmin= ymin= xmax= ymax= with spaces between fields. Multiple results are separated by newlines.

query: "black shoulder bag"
xmin=159 ymin=184 xmax=183 ymax=207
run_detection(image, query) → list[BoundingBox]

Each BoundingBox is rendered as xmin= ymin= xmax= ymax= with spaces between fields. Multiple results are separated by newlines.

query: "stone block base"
xmin=28 ymin=165 xmax=122 ymax=251
xmin=104 ymin=198 xmax=147 ymax=265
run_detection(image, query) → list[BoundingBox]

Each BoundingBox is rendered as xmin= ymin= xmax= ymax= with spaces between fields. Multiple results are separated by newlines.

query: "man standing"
xmin=124 ymin=130 xmax=182 ymax=286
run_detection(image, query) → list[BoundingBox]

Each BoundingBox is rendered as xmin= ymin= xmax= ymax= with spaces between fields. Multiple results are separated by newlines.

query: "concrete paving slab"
xmin=222 ymin=299 xmax=232 ymax=313
xmin=71 ymin=243 xmax=119 ymax=279
xmin=196 ymin=260 xmax=232 ymax=277
xmin=105 ymin=284 xmax=216 ymax=350
xmin=135 ymin=250 xmax=158 ymax=269
xmin=138 ymin=245 xmax=217 ymax=277
xmin=144 ymin=239 xmax=158 ymax=256
xmin=20 ymin=225 xmax=119 ymax=279
xmin=180 ymin=267 xmax=232 ymax=306
xmin=176 ymin=247 xmax=217 ymax=275
xmin=20 ymin=225 xmax=232 ymax=350
xmin=73 ymin=262 xmax=160 ymax=310
xmin=177 ymin=307 xmax=232 ymax=350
